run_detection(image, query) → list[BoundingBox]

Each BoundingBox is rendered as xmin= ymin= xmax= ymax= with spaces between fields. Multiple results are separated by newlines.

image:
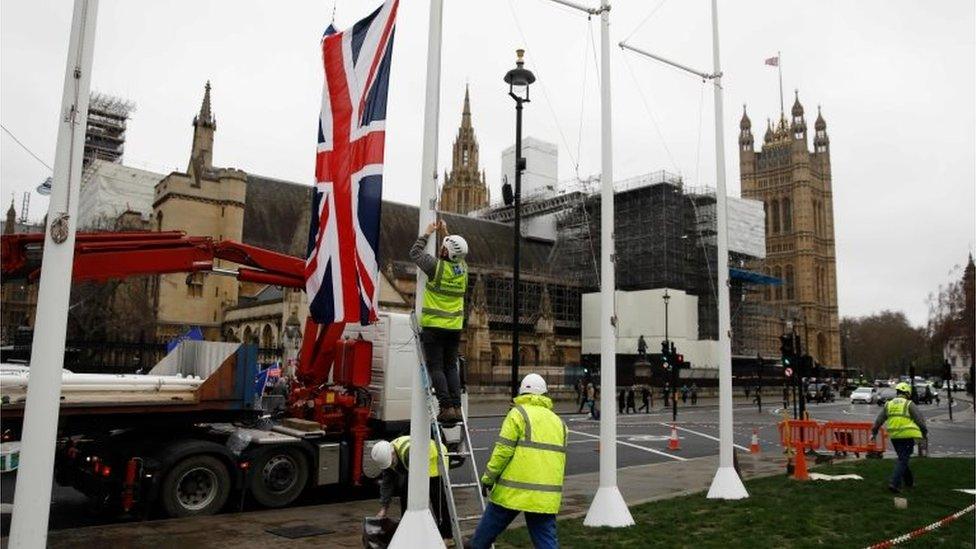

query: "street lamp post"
xmin=663 ymin=290 xmax=677 ymax=421
xmin=504 ymin=49 xmax=535 ymax=398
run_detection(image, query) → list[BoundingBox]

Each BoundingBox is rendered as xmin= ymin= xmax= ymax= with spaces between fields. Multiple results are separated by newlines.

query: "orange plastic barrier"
xmin=821 ymin=421 xmax=886 ymax=456
xmin=778 ymin=419 xmax=821 ymax=450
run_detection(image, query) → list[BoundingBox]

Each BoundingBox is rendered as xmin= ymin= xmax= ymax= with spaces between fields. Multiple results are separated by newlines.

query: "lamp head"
xmin=504 ymin=49 xmax=536 ymax=100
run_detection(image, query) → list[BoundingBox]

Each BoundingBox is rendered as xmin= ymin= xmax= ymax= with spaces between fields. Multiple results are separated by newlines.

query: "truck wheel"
xmin=249 ymin=446 xmax=309 ymax=508
xmin=160 ymin=455 xmax=231 ymax=518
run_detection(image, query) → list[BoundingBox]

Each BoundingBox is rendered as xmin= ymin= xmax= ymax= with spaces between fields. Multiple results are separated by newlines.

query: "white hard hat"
xmin=519 ymin=373 xmax=547 ymax=395
xmin=370 ymin=440 xmax=394 ymax=470
xmin=442 ymin=235 xmax=468 ymax=261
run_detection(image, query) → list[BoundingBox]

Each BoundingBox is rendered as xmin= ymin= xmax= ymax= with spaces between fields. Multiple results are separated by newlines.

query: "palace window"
xmin=186 ymin=272 xmax=204 ymax=298
xmin=782 ymin=198 xmax=792 ymax=232
xmin=773 ymin=266 xmax=783 ymax=300
xmin=771 ymin=199 xmax=781 ymax=233
xmin=785 ymin=265 xmax=795 ymax=300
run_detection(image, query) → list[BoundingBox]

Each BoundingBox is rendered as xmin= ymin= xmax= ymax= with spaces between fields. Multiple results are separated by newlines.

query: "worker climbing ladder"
xmin=410 ymin=312 xmax=488 ymax=547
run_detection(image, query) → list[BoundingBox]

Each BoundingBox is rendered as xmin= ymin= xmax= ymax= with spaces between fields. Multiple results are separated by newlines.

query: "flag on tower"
xmin=306 ymin=0 xmax=399 ymax=325
xmin=764 ymin=56 xmax=779 ymax=67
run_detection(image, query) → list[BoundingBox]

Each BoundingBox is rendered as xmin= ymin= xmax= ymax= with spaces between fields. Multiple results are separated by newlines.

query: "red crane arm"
xmin=1 ymin=231 xmax=305 ymax=287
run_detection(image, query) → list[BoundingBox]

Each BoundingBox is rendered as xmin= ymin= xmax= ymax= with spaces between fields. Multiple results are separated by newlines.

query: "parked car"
xmin=876 ymin=388 xmax=898 ymax=406
xmin=850 ymin=386 xmax=877 ymax=404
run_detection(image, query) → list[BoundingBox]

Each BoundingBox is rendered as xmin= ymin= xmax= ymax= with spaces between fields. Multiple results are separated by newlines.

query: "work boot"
xmin=438 ymin=406 xmax=458 ymax=425
xmin=887 ymin=485 xmax=900 ymax=494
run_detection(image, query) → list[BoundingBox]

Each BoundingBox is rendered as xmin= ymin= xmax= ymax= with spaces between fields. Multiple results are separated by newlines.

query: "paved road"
xmin=2 ymin=396 xmax=973 ymax=534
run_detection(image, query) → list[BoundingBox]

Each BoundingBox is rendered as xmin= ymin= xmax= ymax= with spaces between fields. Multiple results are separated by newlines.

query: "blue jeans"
xmin=890 ymin=438 xmax=915 ymax=489
xmin=469 ymin=502 xmax=558 ymax=549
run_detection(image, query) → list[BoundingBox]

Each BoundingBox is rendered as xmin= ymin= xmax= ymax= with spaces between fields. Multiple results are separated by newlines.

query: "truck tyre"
xmin=249 ymin=446 xmax=309 ymax=508
xmin=160 ymin=455 xmax=231 ymax=518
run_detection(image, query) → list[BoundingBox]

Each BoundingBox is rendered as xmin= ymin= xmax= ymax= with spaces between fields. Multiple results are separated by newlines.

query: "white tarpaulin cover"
xmin=694 ymin=194 xmax=767 ymax=259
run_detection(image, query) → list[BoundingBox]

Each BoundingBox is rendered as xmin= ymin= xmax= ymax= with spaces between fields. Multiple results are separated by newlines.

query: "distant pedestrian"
xmin=574 ymin=379 xmax=583 ymax=407
xmin=587 ymin=383 xmax=598 ymax=419
xmin=680 ymin=384 xmax=689 ymax=404
xmin=662 ymin=385 xmax=670 ymax=408
xmin=690 ymin=383 xmax=698 ymax=405
xmin=637 ymin=335 xmax=647 ymax=358
xmin=783 ymin=387 xmax=790 ymax=410
xmin=577 ymin=381 xmax=589 ymax=414
xmin=626 ymin=388 xmax=637 ymax=414
xmin=872 ymin=382 xmax=927 ymax=493
xmin=639 ymin=386 xmax=650 ymax=413
xmin=618 ymin=389 xmax=626 ymax=414
xmin=744 ymin=386 xmax=751 ymax=399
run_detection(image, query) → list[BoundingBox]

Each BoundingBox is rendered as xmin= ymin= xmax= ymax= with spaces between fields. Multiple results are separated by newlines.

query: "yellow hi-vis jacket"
xmin=884 ymin=398 xmax=923 ymax=440
xmin=420 ymin=258 xmax=467 ymax=330
xmin=481 ymin=394 xmax=567 ymax=514
xmin=391 ymin=436 xmax=448 ymax=477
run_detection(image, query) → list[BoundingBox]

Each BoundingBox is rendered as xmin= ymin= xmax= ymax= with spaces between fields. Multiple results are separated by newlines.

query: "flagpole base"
xmin=388 ymin=509 xmax=445 ymax=549
xmin=706 ymin=466 xmax=749 ymax=500
xmin=583 ymin=486 xmax=634 ymax=527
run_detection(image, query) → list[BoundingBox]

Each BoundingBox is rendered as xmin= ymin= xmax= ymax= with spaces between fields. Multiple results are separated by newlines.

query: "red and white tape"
xmin=866 ymin=502 xmax=976 ymax=548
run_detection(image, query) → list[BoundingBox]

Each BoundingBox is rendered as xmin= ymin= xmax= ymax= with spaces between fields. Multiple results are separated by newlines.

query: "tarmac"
xmin=32 ymin=451 xmax=786 ymax=548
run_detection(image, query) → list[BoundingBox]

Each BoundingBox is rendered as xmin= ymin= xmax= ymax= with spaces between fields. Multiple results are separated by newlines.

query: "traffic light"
xmin=661 ymin=340 xmax=669 ymax=356
xmin=675 ymin=354 xmax=684 ymax=367
xmin=779 ymin=334 xmax=795 ymax=366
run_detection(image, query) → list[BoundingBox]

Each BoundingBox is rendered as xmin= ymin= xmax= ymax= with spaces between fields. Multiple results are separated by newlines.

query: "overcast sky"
xmin=2 ymin=0 xmax=974 ymax=327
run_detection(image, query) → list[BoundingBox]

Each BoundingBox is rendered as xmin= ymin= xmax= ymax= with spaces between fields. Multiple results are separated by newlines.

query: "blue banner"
xmin=166 ymin=326 xmax=204 ymax=353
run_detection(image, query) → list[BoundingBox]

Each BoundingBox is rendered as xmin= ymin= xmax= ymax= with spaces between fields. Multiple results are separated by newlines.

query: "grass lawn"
xmin=496 ymin=457 xmax=975 ymax=548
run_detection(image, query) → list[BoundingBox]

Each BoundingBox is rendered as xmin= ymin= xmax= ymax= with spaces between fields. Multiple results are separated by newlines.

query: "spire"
xmin=791 ymin=89 xmax=804 ymax=118
xmin=814 ymin=105 xmax=826 ymax=131
xmin=813 ymin=105 xmax=829 ymax=151
xmin=764 ymin=119 xmax=774 ymax=143
xmin=5 ymin=196 xmax=15 ymax=234
xmin=739 ymin=104 xmax=751 ymax=130
xmin=194 ymin=80 xmax=215 ymax=128
xmin=461 ymin=84 xmax=472 ymax=129
xmin=188 ymin=81 xmax=216 ymax=178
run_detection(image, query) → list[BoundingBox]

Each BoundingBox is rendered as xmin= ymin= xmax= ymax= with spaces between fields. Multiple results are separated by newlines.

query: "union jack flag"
xmin=306 ymin=0 xmax=399 ymax=325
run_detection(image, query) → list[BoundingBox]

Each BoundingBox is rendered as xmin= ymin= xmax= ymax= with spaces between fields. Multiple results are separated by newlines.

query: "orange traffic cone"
xmin=668 ymin=423 xmax=681 ymax=451
xmin=750 ymin=428 xmax=761 ymax=454
xmin=792 ymin=442 xmax=809 ymax=481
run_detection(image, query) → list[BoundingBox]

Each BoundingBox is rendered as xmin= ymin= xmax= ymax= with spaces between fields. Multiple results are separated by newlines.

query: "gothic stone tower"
xmin=153 ymin=82 xmax=246 ymax=340
xmin=440 ymin=86 xmax=489 ymax=214
xmin=739 ymin=92 xmax=841 ymax=366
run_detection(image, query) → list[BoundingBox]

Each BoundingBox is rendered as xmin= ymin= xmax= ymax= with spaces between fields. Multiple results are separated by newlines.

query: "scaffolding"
xmin=85 ymin=92 xmax=136 ymax=166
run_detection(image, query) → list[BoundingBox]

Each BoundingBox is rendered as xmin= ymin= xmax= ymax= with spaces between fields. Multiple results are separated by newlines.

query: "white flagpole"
xmin=390 ymin=0 xmax=445 ymax=545
xmin=706 ymin=0 xmax=749 ymax=500
xmin=777 ymin=50 xmax=784 ymax=118
xmin=584 ymin=0 xmax=635 ymax=528
xmin=9 ymin=1 xmax=99 ymax=546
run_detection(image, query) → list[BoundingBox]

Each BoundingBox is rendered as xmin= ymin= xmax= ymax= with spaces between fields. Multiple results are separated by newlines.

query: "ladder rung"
xmin=457 ymin=515 xmax=482 ymax=522
xmin=445 ymin=451 xmax=470 ymax=457
xmin=450 ymin=482 xmax=480 ymax=489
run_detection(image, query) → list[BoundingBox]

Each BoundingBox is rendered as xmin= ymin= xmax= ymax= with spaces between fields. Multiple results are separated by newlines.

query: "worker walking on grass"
xmin=470 ymin=373 xmax=567 ymax=549
xmin=871 ymin=382 xmax=928 ymax=493
xmin=371 ymin=436 xmax=452 ymax=540
xmin=410 ymin=219 xmax=468 ymax=424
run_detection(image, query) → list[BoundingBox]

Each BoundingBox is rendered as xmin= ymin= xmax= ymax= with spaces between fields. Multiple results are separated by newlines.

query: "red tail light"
xmin=100 ymin=465 xmax=112 ymax=477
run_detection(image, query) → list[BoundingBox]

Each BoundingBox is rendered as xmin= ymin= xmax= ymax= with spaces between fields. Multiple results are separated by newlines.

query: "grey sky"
xmin=2 ymin=0 xmax=974 ymax=327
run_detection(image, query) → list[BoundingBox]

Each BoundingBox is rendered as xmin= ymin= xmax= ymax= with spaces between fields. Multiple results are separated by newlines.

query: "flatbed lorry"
xmin=0 ymin=231 xmax=444 ymax=518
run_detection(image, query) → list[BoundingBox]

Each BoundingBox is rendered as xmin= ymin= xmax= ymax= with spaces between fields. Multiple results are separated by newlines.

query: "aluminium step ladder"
xmin=410 ymin=312 xmax=488 ymax=547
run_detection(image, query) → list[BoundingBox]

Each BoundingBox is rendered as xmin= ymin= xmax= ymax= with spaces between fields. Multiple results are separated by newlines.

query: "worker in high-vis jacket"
xmin=409 ymin=219 xmax=468 ymax=424
xmin=871 ymin=382 xmax=928 ymax=493
xmin=371 ymin=436 xmax=451 ymax=539
xmin=470 ymin=373 xmax=567 ymax=549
